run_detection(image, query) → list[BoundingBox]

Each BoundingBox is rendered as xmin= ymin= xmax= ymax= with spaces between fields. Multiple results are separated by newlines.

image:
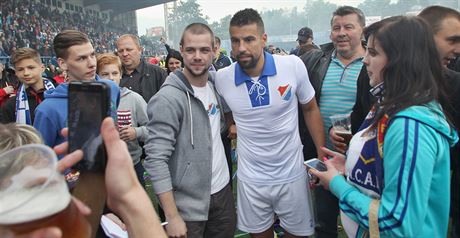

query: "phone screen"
xmin=304 ymin=159 xmax=327 ymax=172
xmin=68 ymin=82 xmax=110 ymax=173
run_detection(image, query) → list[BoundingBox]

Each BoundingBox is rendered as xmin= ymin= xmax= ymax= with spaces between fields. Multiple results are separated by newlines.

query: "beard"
xmin=236 ymin=53 xmax=258 ymax=70
xmin=184 ymin=64 xmax=208 ymax=77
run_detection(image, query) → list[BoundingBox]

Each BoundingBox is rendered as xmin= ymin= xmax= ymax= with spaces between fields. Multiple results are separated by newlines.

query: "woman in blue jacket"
xmin=310 ymin=16 xmax=458 ymax=237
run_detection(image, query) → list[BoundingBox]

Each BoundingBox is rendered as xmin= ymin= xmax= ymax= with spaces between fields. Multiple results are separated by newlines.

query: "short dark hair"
xmin=180 ymin=23 xmax=215 ymax=48
xmin=230 ymin=8 xmax=265 ymax=34
xmin=331 ymin=6 xmax=365 ymax=27
xmin=364 ymin=16 xmax=449 ymax=125
xmin=418 ymin=5 xmax=460 ymax=34
xmin=53 ymin=30 xmax=90 ymax=59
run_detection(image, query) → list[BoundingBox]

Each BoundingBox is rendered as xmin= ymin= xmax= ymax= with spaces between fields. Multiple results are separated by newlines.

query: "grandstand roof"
xmin=83 ymin=0 xmax=174 ymax=14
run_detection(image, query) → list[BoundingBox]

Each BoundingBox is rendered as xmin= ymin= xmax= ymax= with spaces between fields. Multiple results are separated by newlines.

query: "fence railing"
xmin=1 ymin=55 xmax=159 ymax=67
xmin=0 ymin=56 xmax=55 ymax=65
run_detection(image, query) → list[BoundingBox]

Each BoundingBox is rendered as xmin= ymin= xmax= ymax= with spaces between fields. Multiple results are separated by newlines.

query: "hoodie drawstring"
xmin=186 ymin=91 xmax=194 ymax=149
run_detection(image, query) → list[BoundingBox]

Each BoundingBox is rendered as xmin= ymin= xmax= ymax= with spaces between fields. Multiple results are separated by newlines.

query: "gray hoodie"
xmin=143 ymin=71 xmax=226 ymax=221
xmin=118 ymin=87 xmax=148 ymax=165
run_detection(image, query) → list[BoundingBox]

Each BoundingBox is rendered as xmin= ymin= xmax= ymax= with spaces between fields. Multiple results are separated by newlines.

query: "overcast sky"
xmin=136 ymin=0 xmax=364 ymax=35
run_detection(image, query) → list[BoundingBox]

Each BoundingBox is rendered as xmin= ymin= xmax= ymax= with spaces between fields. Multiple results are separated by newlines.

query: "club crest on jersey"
xmin=348 ymin=134 xmax=381 ymax=194
xmin=278 ymin=84 xmax=292 ymax=101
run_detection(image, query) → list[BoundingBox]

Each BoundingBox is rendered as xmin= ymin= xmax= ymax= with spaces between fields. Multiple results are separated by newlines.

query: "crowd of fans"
xmin=0 ymin=0 xmax=136 ymax=59
xmin=0 ymin=2 xmax=460 ymax=237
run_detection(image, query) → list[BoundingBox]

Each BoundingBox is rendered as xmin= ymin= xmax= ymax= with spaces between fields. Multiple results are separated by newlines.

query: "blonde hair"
xmin=10 ymin=48 xmax=42 ymax=66
xmin=0 ymin=123 xmax=43 ymax=154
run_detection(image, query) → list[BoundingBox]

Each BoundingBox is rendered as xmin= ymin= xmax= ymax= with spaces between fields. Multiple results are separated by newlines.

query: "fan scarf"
xmin=15 ymin=79 xmax=55 ymax=125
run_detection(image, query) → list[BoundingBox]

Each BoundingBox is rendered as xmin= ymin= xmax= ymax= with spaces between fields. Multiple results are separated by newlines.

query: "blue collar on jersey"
xmin=234 ymin=51 xmax=277 ymax=86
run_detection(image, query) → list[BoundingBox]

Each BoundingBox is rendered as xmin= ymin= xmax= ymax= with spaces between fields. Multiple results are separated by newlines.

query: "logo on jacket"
xmin=348 ymin=133 xmax=381 ymax=194
xmin=278 ymin=84 xmax=292 ymax=101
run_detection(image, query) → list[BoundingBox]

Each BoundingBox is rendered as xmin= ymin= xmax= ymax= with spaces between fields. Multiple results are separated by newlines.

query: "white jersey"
xmin=215 ymin=53 xmax=315 ymax=184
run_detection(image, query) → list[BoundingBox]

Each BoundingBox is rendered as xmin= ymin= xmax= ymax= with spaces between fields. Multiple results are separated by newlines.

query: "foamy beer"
xmin=0 ymin=144 xmax=91 ymax=237
xmin=330 ymin=113 xmax=352 ymax=145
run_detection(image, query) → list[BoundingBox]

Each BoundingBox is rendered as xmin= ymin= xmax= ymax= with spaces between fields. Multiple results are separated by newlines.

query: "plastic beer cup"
xmin=330 ymin=113 xmax=352 ymax=145
xmin=0 ymin=144 xmax=91 ymax=237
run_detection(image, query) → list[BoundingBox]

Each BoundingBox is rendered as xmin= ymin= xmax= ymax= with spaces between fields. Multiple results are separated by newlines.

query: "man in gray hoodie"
xmin=143 ymin=23 xmax=236 ymax=238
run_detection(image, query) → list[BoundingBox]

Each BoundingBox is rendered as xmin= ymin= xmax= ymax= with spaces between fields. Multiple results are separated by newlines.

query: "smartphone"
xmin=304 ymin=158 xmax=327 ymax=172
xmin=68 ymin=81 xmax=110 ymax=173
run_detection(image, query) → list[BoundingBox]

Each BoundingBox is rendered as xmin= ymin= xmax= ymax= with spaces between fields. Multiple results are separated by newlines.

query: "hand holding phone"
xmin=68 ymin=81 xmax=111 ymax=173
xmin=68 ymin=81 xmax=111 ymax=237
xmin=304 ymin=158 xmax=327 ymax=172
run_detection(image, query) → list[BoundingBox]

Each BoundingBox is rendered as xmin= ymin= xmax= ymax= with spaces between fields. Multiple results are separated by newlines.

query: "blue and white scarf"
xmin=352 ymin=82 xmax=386 ymax=195
xmin=15 ymin=79 xmax=55 ymax=125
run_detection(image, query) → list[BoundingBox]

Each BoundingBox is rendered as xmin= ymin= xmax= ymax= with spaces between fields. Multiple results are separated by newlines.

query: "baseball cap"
xmin=297 ymin=27 xmax=313 ymax=42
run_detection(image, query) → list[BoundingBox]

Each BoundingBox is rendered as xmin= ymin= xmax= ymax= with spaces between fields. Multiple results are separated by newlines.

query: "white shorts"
xmin=237 ymin=174 xmax=315 ymax=236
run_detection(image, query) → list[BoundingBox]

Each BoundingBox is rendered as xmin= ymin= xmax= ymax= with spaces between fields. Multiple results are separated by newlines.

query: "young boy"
xmin=96 ymin=53 xmax=148 ymax=187
xmin=0 ymin=48 xmax=56 ymax=124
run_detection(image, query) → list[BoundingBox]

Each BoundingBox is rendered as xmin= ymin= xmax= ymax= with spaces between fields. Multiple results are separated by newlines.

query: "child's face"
xmin=98 ymin=64 xmax=121 ymax=85
xmin=15 ymin=59 xmax=45 ymax=90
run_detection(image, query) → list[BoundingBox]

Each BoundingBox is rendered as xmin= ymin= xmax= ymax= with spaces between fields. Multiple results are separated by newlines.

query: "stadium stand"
xmin=0 ymin=0 xmax=172 ymax=62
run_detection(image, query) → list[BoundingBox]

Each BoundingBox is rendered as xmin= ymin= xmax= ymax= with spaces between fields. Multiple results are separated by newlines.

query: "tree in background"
xmin=167 ymin=0 xmax=208 ymax=47
xmin=166 ymin=0 xmax=459 ymax=49
xmin=357 ymin=0 xmax=393 ymax=17
xmin=210 ymin=14 xmax=232 ymax=40
xmin=357 ymin=0 xmax=456 ymax=18
xmin=304 ymin=0 xmax=338 ymax=33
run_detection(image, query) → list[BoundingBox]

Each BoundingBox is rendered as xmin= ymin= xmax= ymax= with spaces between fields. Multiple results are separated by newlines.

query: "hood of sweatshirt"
xmin=44 ymin=75 xmax=108 ymax=99
xmin=43 ymin=75 xmax=120 ymax=121
xmin=162 ymin=70 xmax=197 ymax=147
xmin=395 ymin=101 xmax=458 ymax=147
xmin=120 ymin=87 xmax=133 ymax=98
xmin=161 ymin=70 xmax=218 ymax=148
xmin=43 ymin=82 xmax=69 ymax=99
xmin=162 ymin=70 xmax=195 ymax=95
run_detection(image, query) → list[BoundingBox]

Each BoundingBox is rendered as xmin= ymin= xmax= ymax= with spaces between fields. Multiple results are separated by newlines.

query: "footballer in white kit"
xmin=215 ymin=8 xmax=325 ymax=237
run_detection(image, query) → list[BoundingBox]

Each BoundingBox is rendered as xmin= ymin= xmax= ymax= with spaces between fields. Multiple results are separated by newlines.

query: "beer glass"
xmin=330 ymin=113 xmax=352 ymax=145
xmin=0 ymin=144 xmax=91 ymax=237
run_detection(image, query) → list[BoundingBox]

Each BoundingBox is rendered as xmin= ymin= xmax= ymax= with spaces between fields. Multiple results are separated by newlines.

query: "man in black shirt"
xmin=116 ymin=34 xmax=167 ymax=103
